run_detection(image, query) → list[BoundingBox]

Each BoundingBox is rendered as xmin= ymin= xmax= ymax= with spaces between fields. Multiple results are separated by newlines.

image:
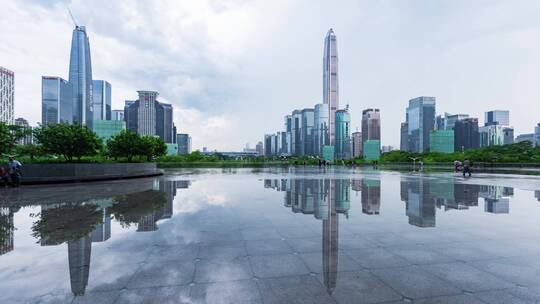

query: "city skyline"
xmin=2 ymin=1 xmax=540 ymax=150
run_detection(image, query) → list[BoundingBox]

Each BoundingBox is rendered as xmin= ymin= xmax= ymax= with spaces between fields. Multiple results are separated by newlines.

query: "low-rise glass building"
xmin=92 ymin=120 xmax=125 ymax=142
xmin=429 ymin=130 xmax=454 ymax=153
xmin=363 ymin=140 xmax=381 ymax=161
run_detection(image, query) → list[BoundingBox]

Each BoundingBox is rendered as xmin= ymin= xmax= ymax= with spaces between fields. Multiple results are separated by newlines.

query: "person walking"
xmin=463 ymin=159 xmax=471 ymax=177
xmin=8 ymin=156 xmax=22 ymax=187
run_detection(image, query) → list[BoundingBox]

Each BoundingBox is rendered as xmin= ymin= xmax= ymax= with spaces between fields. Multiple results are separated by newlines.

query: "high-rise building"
xmin=352 ymin=131 xmax=362 ymax=158
xmin=335 ymin=108 xmax=350 ymax=159
xmin=68 ymin=26 xmax=93 ymax=126
xmin=454 ymin=118 xmax=480 ymax=151
xmin=284 ymin=115 xmax=292 ymax=155
xmin=111 ymin=110 xmax=124 ymax=121
xmin=323 ymin=29 xmax=339 ymax=145
xmin=92 ymin=80 xmax=111 ymax=121
xmin=0 ymin=67 xmax=14 ymax=125
xmin=429 ymin=130 xmax=454 ymax=153
xmin=503 ymin=127 xmax=514 ymax=145
xmin=314 ymin=103 xmax=329 ymax=156
xmin=405 ymin=97 xmax=436 ymax=153
xmin=177 ymin=133 xmax=192 ymax=155
xmin=124 ymin=91 xmax=175 ymax=143
xmin=535 ymin=123 xmax=540 ymax=147
xmin=361 ymin=179 xmax=381 ymax=215
xmin=437 ymin=113 xmax=469 ymax=130
xmin=264 ymin=134 xmax=273 ymax=157
xmin=400 ymin=122 xmax=408 ymax=151
xmin=485 ymin=110 xmax=509 ymax=126
xmin=361 ymin=109 xmax=381 ymax=142
xmin=516 ymin=133 xmax=535 ymax=144
xmin=479 ymin=125 xmax=504 ymax=147
xmin=255 ymin=141 xmax=264 ymax=156
xmin=301 ymin=108 xmax=315 ymax=156
xmin=291 ymin=110 xmax=302 ymax=156
xmin=41 ymin=76 xmax=73 ymax=125
xmin=14 ymin=118 xmax=33 ymax=145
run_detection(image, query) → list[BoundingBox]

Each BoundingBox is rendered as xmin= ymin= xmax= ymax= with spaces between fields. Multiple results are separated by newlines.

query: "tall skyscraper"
xmin=68 ymin=26 xmax=93 ymax=126
xmin=454 ymin=118 xmax=480 ymax=151
xmin=400 ymin=122 xmax=408 ymax=151
xmin=323 ymin=29 xmax=339 ymax=145
xmin=291 ymin=110 xmax=302 ymax=155
xmin=485 ymin=110 xmax=509 ymax=126
xmin=177 ymin=133 xmax=192 ymax=155
xmin=361 ymin=108 xmax=381 ymax=145
xmin=335 ymin=108 xmax=351 ymax=159
xmin=352 ymin=131 xmax=362 ymax=158
xmin=92 ymin=80 xmax=111 ymax=121
xmin=503 ymin=127 xmax=514 ymax=145
xmin=301 ymin=108 xmax=315 ymax=156
xmin=41 ymin=76 xmax=73 ymax=125
xmin=124 ymin=91 xmax=175 ymax=143
xmin=314 ymin=103 xmax=329 ymax=156
xmin=0 ymin=66 xmax=14 ymax=125
xmin=405 ymin=97 xmax=436 ymax=153
xmin=284 ymin=115 xmax=292 ymax=155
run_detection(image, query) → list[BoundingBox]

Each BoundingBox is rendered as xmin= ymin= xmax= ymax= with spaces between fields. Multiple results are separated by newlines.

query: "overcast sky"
xmin=2 ymin=0 xmax=540 ymax=150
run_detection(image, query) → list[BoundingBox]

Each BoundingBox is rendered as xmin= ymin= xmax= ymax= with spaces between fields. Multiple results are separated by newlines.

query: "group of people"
xmin=0 ymin=156 xmax=23 ymax=187
xmin=454 ymin=159 xmax=473 ymax=177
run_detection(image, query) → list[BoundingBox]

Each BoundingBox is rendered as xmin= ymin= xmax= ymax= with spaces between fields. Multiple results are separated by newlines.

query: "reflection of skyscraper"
xmin=68 ymin=235 xmax=91 ymax=296
xmin=401 ymin=177 xmax=436 ymax=227
xmin=535 ymin=190 xmax=540 ymax=201
xmin=361 ymin=179 xmax=381 ymax=215
xmin=0 ymin=207 xmax=16 ymax=256
xmin=479 ymin=185 xmax=512 ymax=214
xmin=265 ymin=178 xmax=350 ymax=294
xmin=90 ymin=208 xmax=111 ymax=243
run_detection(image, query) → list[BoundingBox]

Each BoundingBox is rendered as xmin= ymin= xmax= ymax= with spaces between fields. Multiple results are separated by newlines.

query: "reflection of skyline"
xmin=0 ymin=206 xmax=18 ymax=256
xmin=265 ymin=178 xmax=350 ymax=294
xmin=400 ymin=177 xmax=516 ymax=227
xmin=18 ymin=179 xmax=191 ymax=297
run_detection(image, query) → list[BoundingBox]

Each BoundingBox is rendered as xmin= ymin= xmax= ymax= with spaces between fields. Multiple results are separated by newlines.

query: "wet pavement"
xmin=1 ymin=167 xmax=540 ymax=303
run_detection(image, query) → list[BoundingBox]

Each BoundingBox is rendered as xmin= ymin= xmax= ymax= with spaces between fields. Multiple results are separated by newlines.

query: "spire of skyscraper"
xmin=323 ymin=28 xmax=339 ymax=145
xmin=69 ymin=25 xmax=93 ymax=126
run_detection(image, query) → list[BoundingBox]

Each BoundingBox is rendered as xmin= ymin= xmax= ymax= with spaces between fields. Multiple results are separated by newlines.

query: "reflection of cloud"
xmin=174 ymin=191 xmax=231 ymax=214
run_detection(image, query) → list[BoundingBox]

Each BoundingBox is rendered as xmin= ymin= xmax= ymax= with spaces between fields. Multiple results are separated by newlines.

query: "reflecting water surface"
xmin=1 ymin=168 xmax=540 ymax=303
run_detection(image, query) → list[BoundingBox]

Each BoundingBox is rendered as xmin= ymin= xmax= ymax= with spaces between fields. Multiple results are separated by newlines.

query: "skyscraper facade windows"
xmin=92 ymin=80 xmax=111 ymax=121
xmin=405 ymin=97 xmax=436 ymax=153
xmin=68 ymin=26 xmax=93 ymax=126
xmin=0 ymin=67 xmax=14 ymax=125
xmin=41 ymin=76 xmax=73 ymax=125
xmin=323 ymin=29 xmax=339 ymax=145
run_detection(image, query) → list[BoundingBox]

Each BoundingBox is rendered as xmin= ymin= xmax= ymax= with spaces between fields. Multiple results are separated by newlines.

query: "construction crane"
xmin=67 ymin=6 xmax=78 ymax=27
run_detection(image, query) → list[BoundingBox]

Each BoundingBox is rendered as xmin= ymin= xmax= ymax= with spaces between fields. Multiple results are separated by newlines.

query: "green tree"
xmin=106 ymin=130 xmax=141 ymax=162
xmin=139 ymin=136 xmax=167 ymax=161
xmin=33 ymin=123 xmax=102 ymax=162
xmin=0 ymin=122 xmax=27 ymax=155
xmin=14 ymin=143 xmax=44 ymax=161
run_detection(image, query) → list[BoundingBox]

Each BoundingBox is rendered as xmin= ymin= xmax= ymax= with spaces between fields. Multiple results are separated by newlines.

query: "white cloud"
xmin=2 ymin=0 xmax=540 ymax=150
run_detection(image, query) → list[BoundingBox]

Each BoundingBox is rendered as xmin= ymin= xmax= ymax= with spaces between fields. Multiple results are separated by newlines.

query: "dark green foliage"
xmin=33 ymin=123 xmax=102 ymax=162
xmin=0 ymin=122 xmax=27 ymax=155
xmin=110 ymin=190 xmax=167 ymax=228
xmin=14 ymin=143 xmax=44 ymax=161
xmin=106 ymin=130 xmax=141 ymax=162
xmin=380 ymin=141 xmax=540 ymax=164
xmin=31 ymin=204 xmax=102 ymax=244
xmin=107 ymin=130 xmax=167 ymax=162
xmin=139 ymin=135 xmax=167 ymax=161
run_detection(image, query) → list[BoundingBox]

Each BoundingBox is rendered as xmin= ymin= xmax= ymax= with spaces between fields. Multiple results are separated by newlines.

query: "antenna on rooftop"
xmin=67 ymin=6 xmax=78 ymax=27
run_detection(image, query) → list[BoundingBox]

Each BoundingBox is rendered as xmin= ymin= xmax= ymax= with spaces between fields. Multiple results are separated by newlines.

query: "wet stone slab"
xmin=2 ymin=168 xmax=540 ymax=303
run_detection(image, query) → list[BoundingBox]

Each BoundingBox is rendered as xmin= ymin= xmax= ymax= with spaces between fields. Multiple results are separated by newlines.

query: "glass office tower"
xmin=177 ymin=134 xmax=192 ymax=155
xmin=429 ymin=130 xmax=454 ymax=153
xmin=92 ymin=80 xmax=111 ymax=121
xmin=454 ymin=118 xmax=480 ymax=151
xmin=0 ymin=67 xmax=14 ymax=125
xmin=41 ymin=76 xmax=73 ymax=125
xmin=69 ymin=26 xmax=93 ymax=126
xmin=335 ymin=109 xmax=351 ymax=159
xmin=301 ymin=109 xmax=315 ymax=156
xmin=314 ymin=103 xmax=329 ymax=156
xmin=323 ymin=29 xmax=339 ymax=146
xmin=406 ymin=97 xmax=436 ymax=153
xmin=485 ymin=110 xmax=509 ymax=126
